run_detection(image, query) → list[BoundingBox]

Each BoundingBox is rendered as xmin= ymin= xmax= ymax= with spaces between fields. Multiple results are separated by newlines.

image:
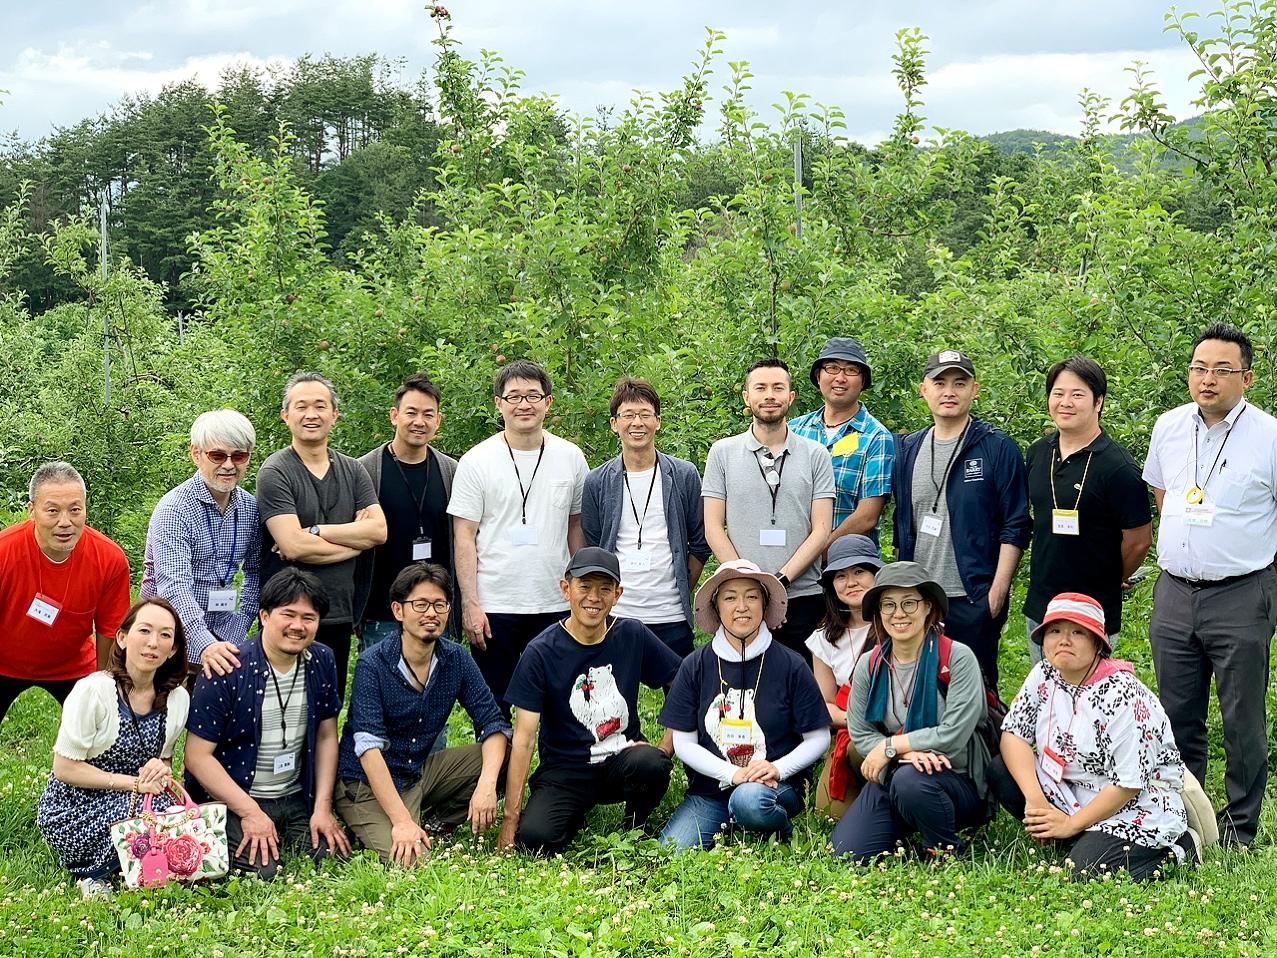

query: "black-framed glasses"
xmin=204 ymin=449 xmax=251 ymax=465
xmin=820 ymin=362 xmax=864 ymax=378
xmin=500 ymin=392 xmax=547 ymax=405
xmin=614 ymin=411 xmax=657 ymax=423
xmin=1187 ymin=365 xmax=1249 ymax=378
xmin=400 ymin=599 xmax=451 ymax=614
xmin=879 ymin=598 xmax=922 ymax=615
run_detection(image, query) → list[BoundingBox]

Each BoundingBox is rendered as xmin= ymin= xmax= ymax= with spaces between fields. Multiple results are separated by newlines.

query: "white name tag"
xmin=720 ymin=718 xmax=753 ymax=746
xmin=510 ymin=525 xmax=539 ymax=546
xmin=273 ymin=751 xmax=297 ymax=775
xmin=26 ymin=594 xmax=60 ymax=627
xmin=1040 ymin=747 xmax=1066 ymax=784
xmin=759 ymin=528 xmax=787 ymax=547
xmin=207 ymin=588 xmax=238 ymax=613
xmin=919 ymin=513 xmax=943 ymax=537
xmin=1051 ymin=509 xmax=1080 ymax=536
xmin=1185 ymin=504 xmax=1216 ymax=528
xmin=412 ymin=538 xmax=432 ymax=561
xmin=620 ymin=552 xmax=652 ymax=573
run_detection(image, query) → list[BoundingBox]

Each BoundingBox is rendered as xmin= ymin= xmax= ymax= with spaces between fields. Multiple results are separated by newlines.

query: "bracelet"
xmin=132 ymin=776 xmax=140 ymax=795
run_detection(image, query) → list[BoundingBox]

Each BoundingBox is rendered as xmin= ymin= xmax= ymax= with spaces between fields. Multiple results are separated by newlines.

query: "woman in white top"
xmin=806 ymin=534 xmax=882 ymax=819
xmin=36 ymin=598 xmax=190 ymax=898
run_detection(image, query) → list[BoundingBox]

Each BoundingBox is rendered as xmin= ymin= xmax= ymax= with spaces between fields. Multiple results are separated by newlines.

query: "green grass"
xmin=4 ymin=586 xmax=1277 ymax=956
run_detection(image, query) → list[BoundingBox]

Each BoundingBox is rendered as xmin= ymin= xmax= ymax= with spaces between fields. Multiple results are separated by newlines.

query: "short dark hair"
xmin=609 ymin=377 xmax=661 ymax=417
xmin=389 ymin=562 xmax=452 ymax=605
xmin=395 ymin=373 xmax=442 ymax=408
xmin=494 ymin=360 xmax=552 ymax=398
xmin=745 ymin=357 xmax=791 ymax=385
xmin=1192 ymin=323 xmax=1253 ymax=368
xmin=108 ymin=598 xmax=189 ymax=710
xmin=1045 ymin=355 xmax=1107 ymax=401
xmin=260 ymin=568 xmax=331 ymax=619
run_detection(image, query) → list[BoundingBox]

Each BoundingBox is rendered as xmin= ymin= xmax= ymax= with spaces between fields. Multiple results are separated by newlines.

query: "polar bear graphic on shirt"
xmin=705 ymin=689 xmax=768 ymax=767
xmin=568 ymin=664 xmax=631 ymax=763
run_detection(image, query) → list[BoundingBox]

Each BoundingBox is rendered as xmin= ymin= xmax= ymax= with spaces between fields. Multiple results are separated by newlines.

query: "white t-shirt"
xmin=804 ymin=624 xmax=872 ymax=686
xmin=251 ymin=662 xmax=307 ymax=799
xmin=612 ymin=467 xmax=684 ymax=623
xmin=448 ymin=431 xmax=588 ymax=614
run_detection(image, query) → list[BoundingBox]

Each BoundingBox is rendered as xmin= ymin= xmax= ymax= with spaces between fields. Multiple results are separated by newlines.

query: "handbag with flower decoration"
xmin=109 ymin=783 xmax=229 ymax=888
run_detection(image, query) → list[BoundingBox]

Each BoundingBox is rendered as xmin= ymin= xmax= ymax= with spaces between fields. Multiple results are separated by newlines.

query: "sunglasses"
xmin=204 ymin=449 xmax=251 ymax=465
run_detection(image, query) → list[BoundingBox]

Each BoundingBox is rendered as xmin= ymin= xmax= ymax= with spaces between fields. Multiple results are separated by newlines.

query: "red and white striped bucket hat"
xmin=1029 ymin=592 xmax=1110 ymax=651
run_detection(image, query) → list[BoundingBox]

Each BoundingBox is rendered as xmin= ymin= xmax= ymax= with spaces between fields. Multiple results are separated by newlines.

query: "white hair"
xmin=190 ymin=409 xmax=256 ymax=451
xmin=28 ymin=461 xmax=86 ymax=503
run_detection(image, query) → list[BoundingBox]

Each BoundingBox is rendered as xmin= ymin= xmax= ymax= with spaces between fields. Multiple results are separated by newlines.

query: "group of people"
xmin=3 ymin=322 xmax=1272 ymax=897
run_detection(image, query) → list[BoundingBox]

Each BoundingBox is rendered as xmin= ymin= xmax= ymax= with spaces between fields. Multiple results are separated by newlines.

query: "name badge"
xmin=510 ymin=525 xmax=539 ymax=546
xmin=1184 ymin=504 xmax=1216 ymax=527
xmin=759 ymin=528 xmax=787 ymax=547
xmin=720 ymin=718 xmax=753 ymax=746
xmin=620 ymin=552 xmax=652 ymax=573
xmin=1040 ymin=746 xmax=1066 ymax=783
xmin=273 ymin=751 xmax=298 ymax=775
xmin=1051 ymin=509 xmax=1080 ymax=536
xmin=26 ymin=593 xmax=61 ymax=627
xmin=919 ymin=513 xmax=943 ymax=537
xmin=412 ymin=537 xmax=433 ymax=561
xmin=207 ymin=588 xmax=238 ymax=613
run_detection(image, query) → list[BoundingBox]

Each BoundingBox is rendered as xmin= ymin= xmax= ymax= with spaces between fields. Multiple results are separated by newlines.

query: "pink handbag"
xmin=109 ymin=783 xmax=229 ymax=888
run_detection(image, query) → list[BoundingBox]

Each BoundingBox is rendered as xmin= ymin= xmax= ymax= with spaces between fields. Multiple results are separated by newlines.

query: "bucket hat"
xmin=693 ymin=560 xmax=788 ymax=633
xmin=1029 ymin=592 xmax=1111 ymax=652
xmin=819 ymin=534 xmax=884 ymax=588
xmin=860 ymin=561 xmax=949 ymax=621
xmin=810 ymin=337 xmax=872 ymax=390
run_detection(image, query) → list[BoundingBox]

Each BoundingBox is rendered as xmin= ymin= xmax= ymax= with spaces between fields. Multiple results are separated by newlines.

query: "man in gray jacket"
xmin=356 ymin=373 xmax=460 ymax=650
xmin=581 ymin=378 xmax=711 ymax=656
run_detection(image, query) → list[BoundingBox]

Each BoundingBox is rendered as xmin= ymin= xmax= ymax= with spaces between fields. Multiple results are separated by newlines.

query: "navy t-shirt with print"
xmin=659 ymin=642 xmax=829 ymax=797
xmin=505 ymin=617 xmax=681 ymax=770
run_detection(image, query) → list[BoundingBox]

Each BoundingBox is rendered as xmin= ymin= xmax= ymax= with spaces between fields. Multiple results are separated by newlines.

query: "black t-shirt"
xmin=505 ymin=617 xmax=681 ymax=769
xmin=1024 ymin=431 xmax=1151 ymax=632
xmin=366 ymin=447 xmax=453 ymax=621
xmin=660 ymin=640 xmax=828 ymax=797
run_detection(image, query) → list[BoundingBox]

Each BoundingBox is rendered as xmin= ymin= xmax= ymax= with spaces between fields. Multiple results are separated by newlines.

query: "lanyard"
xmin=1192 ymin=406 xmax=1244 ymax=493
xmin=34 ymin=532 xmax=78 ymax=603
xmin=927 ymin=420 xmax=970 ymax=513
xmin=504 ymin=437 xmax=546 ymax=525
xmin=269 ymin=659 xmax=304 ymax=750
xmin=887 ymin=658 xmax=917 ymax=729
xmin=716 ymin=642 xmax=768 ymax=719
xmin=754 ymin=447 xmax=790 ymax=526
xmin=1049 ymin=446 xmax=1094 ymax=512
xmin=402 ymin=654 xmax=431 ymax=692
xmin=203 ymin=503 xmax=239 ymax=586
xmin=622 ymin=461 xmax=659 ymax=550
xmin=389 ymin=447 xmax=432 ymax=537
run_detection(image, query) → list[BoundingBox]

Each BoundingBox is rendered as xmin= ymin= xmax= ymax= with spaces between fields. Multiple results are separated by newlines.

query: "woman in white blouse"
xmin=37 ymin=598 xmax=189 ymax=897
xmin=992 ymin=592 xmax=1199 ymax=880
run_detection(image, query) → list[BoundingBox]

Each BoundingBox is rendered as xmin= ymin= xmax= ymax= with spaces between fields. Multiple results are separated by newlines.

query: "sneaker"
xmin=77 ymin=877 xmax=112 ymax=900
xmin=1178 ymin=826 xmax=1203 ymax=865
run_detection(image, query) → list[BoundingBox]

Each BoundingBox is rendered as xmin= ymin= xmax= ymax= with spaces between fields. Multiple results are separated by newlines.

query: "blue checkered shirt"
xmin=789 ymin=404 xmax=894 ymax=537
xmin=141 ymin=474 xmax=262 ymax=663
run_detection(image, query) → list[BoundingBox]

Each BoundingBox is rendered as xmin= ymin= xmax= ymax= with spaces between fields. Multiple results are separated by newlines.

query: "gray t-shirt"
xmin=703 ymin=427 xmax=836 ymax=597
xmin=910 ymin=432 xmax=966 ymax=597
xmin=257 ymin=447 xmax=378 ymax=623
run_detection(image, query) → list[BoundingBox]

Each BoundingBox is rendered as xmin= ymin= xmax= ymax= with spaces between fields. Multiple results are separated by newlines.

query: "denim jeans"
xmin=660 ymin=780 xmax=804 ymax=850
xmin=357 ymin=619 xmax=447 ymax=754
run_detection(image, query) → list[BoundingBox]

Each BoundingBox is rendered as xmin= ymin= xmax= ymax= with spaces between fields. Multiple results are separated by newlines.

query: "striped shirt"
xmin=789 ymin=403 xmax=895 ymax=538
xmin=141 ymin=473 xmax=262 ymax=663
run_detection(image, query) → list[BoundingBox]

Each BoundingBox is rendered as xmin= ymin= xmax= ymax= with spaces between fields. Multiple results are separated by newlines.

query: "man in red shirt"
xmin=0 ymin=462 xmax=131 ymax=723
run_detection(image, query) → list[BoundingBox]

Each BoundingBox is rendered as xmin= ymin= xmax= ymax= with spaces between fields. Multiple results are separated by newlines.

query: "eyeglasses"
xmin=500 ymin=392 xmax=547 ymax=405
xmin=203 ymin=449 xmax=251 ymax=465
xmin=1187 ymin=365 xmax=1249 ymax=378
xmin=614 ymin=411 xmax=657 ymax=423
xmin=400 ymin=599 xmax=451 ymax=614
xmin=879 ymin=598 xmax=923 ymax=615
xmin=820 ymin=363 xmax=864 ymax=378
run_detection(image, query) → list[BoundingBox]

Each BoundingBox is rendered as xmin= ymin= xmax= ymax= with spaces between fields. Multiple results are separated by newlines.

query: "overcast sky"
xmin=1 ymin=1 xmax=1208 ymax=145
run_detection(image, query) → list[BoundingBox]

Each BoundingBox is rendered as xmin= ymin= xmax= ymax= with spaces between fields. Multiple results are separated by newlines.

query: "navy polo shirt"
xmin=185 ymin=636 xmax=341 ymax=810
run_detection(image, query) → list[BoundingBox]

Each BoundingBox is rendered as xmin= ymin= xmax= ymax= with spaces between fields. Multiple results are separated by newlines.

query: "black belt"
xmin=1166 ymin=568 xmax=1267 ymax=590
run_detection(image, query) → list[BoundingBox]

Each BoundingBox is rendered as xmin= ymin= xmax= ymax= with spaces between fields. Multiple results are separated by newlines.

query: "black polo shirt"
xmin=1024 ymin=431 xmax=1151 ymax=633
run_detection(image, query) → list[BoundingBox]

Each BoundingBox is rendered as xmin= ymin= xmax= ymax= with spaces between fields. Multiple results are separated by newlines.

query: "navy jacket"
xmin=185 ymin=636 xmax=341 ymax=810
xmin=891 ymin=417 xmax=1030 ymax=600
xmin=581 ymin=451 xmax=711 ymax=627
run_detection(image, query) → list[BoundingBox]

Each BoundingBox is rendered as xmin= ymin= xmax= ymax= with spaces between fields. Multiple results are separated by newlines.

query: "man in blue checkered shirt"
xmin=142 ymin=409 xmax=262 ymax=679
xmin=789 ymin=338 xmax=894 ymax=546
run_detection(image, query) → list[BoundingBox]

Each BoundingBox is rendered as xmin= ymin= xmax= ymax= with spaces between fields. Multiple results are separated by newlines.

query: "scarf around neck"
xmin=863 ymin=627 xmax=942 ymax=732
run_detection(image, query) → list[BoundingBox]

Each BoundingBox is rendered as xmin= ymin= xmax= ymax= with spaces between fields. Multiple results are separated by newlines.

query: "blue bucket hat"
xmin=819 ymin=534 xmax=884 ymax=588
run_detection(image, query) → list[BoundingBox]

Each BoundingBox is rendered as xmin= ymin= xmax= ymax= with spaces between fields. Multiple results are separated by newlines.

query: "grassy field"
xmin=2 ymin=585 xmax=1276 ymax=957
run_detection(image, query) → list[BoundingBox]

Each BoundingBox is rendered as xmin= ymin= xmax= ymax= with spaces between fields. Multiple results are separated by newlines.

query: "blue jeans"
xmin=357 ymin=620 xmax=447 ymax=754
xmin=661 ymin=781 xmax=804 ymax=850
xmin=644 ymin=621 xmax=695 ymax=658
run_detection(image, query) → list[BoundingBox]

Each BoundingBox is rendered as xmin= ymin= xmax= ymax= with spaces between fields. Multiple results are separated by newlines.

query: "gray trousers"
xmin=1149 ymin=567 xmax=1277 ymax=844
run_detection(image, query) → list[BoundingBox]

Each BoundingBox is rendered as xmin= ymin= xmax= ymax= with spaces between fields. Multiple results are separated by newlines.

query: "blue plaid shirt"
xmin=141 ymin=473 xmax=262 ymax=663
xmin=789 ymin=404 xmax=894 ymax=538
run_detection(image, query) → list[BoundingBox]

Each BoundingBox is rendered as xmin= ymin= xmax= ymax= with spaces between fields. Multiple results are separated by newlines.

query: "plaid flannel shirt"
xmin=789 ymin=403 xmax=894 ymax=537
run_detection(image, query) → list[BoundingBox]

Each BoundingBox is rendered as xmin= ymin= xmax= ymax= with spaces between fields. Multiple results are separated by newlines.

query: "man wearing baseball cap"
xmin=891 ymin=349 xmax=1030 ymax=692
xmin=497 ymin=547 xmax=683 ymax=855
xmin=790 ymin=338 xmax=895 ymax=547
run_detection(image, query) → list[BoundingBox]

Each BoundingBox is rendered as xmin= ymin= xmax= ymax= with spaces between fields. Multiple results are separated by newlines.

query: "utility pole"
xmin=792 ymin=137 xmax=803 ymax=240
xmin=99 ymin=192 xmax=111 ymax=405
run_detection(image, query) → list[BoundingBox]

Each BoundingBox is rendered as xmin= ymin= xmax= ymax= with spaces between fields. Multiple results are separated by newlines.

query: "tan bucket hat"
xmin=693 ymin=560 xmax=788 ymax=634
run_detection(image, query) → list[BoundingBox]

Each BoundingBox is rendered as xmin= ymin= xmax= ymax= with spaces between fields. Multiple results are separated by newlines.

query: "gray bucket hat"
xmin=810 ymin=337 xmax=872 ymax=390
xmin=819 ymin=534 xmax=884 ymax=588
xmin=860 ymin=561 xmax=949 ymax=621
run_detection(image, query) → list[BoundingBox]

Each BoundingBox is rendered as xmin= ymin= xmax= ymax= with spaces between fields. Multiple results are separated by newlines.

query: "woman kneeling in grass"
xmin=37 ymin=598 xmax=189 ymax=897
xmin=990 ymin=592 xmax=1199 ymax=881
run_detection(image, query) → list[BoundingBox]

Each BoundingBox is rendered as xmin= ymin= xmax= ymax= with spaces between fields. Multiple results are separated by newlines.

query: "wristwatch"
xmin=309 ymin=525 xmax=321 ymax=536
xmin=883 ymin=737 xmax=897 ymax=760
xmin=775 ymin=572 xmax=791 ymax=588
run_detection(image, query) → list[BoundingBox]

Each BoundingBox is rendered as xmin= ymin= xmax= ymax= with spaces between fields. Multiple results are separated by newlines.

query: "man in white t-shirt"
xmin=581 ymin=378 xmax=711 ymax=656
xmin=448 ymin=360 xmax=588 ymax=715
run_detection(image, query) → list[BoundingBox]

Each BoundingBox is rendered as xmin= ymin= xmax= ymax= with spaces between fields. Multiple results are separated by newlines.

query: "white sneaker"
xmin=77 ymin=877 xmax=112 ymax=899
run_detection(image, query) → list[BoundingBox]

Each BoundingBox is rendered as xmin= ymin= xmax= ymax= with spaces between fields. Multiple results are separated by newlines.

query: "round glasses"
xmin=879 ymin=598 xmax=922 ymax=615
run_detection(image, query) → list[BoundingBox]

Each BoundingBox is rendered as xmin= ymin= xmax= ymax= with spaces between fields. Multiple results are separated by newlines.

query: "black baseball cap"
xmin=923 ymin=349 xmax=976 ymax=379
xmin=565 ymin=547 xmax=622 ymax=583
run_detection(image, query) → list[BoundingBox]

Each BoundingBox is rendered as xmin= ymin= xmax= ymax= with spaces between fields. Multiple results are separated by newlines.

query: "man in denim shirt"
xmin=336 ymin=563 xmax=510 ymax=865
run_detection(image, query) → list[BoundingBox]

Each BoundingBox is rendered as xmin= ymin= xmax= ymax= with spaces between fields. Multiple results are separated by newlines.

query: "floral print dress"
xmin=37 ymin=698 xmax=175 ymax=879
xmin=1002 ymin=659 xmax=1188 ymax=849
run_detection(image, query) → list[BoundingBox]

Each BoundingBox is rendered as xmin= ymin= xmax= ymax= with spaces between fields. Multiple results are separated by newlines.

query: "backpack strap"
xmin=937 ymin=634 xmax=953 ymax=694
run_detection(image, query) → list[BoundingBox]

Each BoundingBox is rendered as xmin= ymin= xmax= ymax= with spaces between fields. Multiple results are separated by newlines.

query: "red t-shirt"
xmin=0 ymin=521 xmax=132 ymax=681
